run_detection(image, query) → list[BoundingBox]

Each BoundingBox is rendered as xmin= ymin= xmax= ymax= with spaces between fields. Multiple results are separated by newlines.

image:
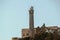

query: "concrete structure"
xmin=12 ymin=37 xmax=18 ymax=40
xmin=22 ymin=29 xmax=29 ymax=38
xmin=22 ymin=25 xmax=60 ymax=38
xmin=29 ymin=6 xmax=34 ymax=38
xmin=12 ymin=37 xmax=22 ymax=40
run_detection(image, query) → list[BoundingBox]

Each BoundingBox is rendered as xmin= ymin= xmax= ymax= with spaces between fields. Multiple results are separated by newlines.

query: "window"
xmin=26 ymin=33 xmax=29 ymax=36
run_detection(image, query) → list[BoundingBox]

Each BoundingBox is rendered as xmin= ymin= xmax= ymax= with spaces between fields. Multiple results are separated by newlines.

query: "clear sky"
xmin=0 ymin=0 xmax=60 ymax=40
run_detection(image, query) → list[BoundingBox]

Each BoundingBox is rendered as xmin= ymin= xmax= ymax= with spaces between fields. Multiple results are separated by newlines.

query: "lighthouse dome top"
xmin=30 ymin=6 xmax=34 ymax=10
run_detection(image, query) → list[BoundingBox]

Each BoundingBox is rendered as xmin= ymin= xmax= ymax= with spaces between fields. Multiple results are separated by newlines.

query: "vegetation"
xmin=22 ymin=32 xmax=60 ymax=40
xmin=34 ymin=31 xmax=60 ymax=40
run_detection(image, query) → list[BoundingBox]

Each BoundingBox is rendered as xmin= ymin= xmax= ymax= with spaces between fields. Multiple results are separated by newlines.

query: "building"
xmin=22 ymin=29 xmax=29 ymax=38
xmin=12 ymin=6 xmax=60 ymax=40
xmin=22 ymin=6 xmax=60 ymax=38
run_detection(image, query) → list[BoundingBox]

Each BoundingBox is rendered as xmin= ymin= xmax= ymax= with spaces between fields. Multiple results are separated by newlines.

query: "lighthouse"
xmin=29 ymin=6 xmax=34 ymax=38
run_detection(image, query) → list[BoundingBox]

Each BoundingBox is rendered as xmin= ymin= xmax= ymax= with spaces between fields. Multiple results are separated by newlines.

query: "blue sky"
xmin=0 ymin=0 xmax=60 ymax=40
